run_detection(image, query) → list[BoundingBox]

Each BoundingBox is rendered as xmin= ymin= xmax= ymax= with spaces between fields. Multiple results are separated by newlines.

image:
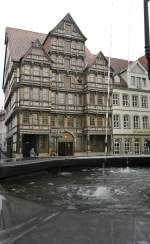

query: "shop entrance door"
xmin=58 ymin=142 xmax=73 ymax=156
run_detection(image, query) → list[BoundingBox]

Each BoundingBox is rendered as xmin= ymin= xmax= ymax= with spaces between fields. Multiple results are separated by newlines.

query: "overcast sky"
xmin=0 ymin=0 xmax=145 ymax=108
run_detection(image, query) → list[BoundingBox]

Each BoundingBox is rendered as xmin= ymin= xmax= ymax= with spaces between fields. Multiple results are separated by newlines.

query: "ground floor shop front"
xmin=7 ymin=131 xmax=112 ymax=158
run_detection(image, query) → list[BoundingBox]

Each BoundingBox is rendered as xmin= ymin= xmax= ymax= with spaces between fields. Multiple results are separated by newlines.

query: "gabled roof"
xmin=84 ymin=48 xmax=129 ymax=74
xmin=21 ymin=39 xmax=53 ymax=63
xmin=43 ymin=13 xmax=87 ymax=45
xmin=5 ymin=27 xmax=46 ymax=61
xmin=138 ymin=55 xmax=148 ymax=70
xmin=84 ymin=50 xmax=114 ymax=72
xmin=109 ymin=57 xmax=129 ymax=74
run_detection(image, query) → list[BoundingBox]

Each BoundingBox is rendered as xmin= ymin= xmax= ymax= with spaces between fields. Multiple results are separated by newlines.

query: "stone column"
xmin=86 ymin=134 xmax=91 ymax=153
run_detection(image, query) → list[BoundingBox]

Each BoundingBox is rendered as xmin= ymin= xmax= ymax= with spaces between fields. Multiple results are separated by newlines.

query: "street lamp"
xmin=144 ymin=0 xmax=150 ymax=79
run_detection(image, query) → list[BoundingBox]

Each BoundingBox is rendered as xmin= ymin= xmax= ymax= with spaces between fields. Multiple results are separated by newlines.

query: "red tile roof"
xmin=109 ymin=57 xmax=129 ymax=74
xmin=138 ymin=55 xmax=148 ymax=70
xmin=6 ymin=27 xmax=46 ymax=61
xmin=5 ymin=27 xmax=146 ymax=75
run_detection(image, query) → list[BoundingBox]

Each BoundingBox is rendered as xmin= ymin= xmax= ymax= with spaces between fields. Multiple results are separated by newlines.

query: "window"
xmin=89 ymin=74 xmax=95 ymax=82
xmin=97 ymin=116 xmax=103 ymax=127
xmin=97 ymin=75 xmax=102 ymax=83
xmin=33 ymin=66 xmax=40 ymax=76
xmin=57 ymin=56 xmax=63 ymax=66
xmin=141 ymin=96 xmax=148 ymax=108
xmin=58 ymin=38 xmax=64 ymax=47
xmin=124 ymin=138 xmax=131 ymax=154
xmin=71 ymin=41 xmax=76 ymax=50
xmin=51 ymin=54 xmax=56 ymax=62
xmin=68 ymin=94 xmax=74 ymax=105
xmin=57 ymin=93 xmax=65 ymax=104
xmin=131 ymin=76 xmax=135 ymax=86
xmin=76 ymin=59 xmax=82 ymax=67
xmin=134 ymin=139 xmax=140 ymax=154
xmin=51 ymin=115 xmax=55 ymax=127
xmin=42 ymin=113 xmax=48 ymax=125
xmin=123 ymin=115 xmax=130 ymax=129
xmin=113 ymin=114 xmax=120 ymax=128
xmin=58 ymin=115 xmax=64 ymax=127
xmin=142 ymin=78 xmax=146 ymax=87
xmin=64 ymin=58 xmax=70 ymax=69
xmin=23 ymin=112 xmax=29 ymax=124
xmin=51 ymin=37 xmax=57 ymax=46
xmin=52 ymin=72 xmax=56 ymax=81
xmin=43 ymin=67 xmax=49 ymax=77
xmin=65 ymin=41 xmax=71 ymax=53
xmin=42 ymin=89 xmax=48 ymax=101
xmin=24 ymin=65 xmax=30 ymax=74
xmin=67 ymin=116 xmax=73 ymax=127
xmin=132 ymin=95 xmax=138 ymax=107
xmin=143 ymin=116 xmax=149 ymax=129
xmin=113 ymin=94 xmax=119 ymax=105
xmin=98 ymin=94 xmax=103 ymax=106
xmin=76 ymin=94 xmax=82 ymax=105
xmin=144 ymin=139 xmax=150 ymax=153
xmin=90 ymin=116 xmax=95 ymax=126
xmin=76 ymin=117 xmax=81 ymax=127
xmin=114 ymin=139 xmax=121 ymax=155
xmin=122 ymin=95 xmax=129 ymax=106
xmin=51 ymin=92 xmax=55 ymax=104
xmin=90 ymin=92 xmax=95 ymax=104
xmin=71 ymin=58 xmax=76 ymax=68
xmin=64 ymin=75 xmax=71 ymax=88
xmin=133 ymin=115 xmax=140 ymax=129
xmin=57 ymin=73 xmax=63 ymax=83
xmin=33 ymin=113 xmax=38 ymax=125
xmin=136 ymin=77 xmax=141 ymax=88
xmin=24 ymin=87 xmax=30 ymax=99
xmin=33 ymin=88 xmax=39 ymax=100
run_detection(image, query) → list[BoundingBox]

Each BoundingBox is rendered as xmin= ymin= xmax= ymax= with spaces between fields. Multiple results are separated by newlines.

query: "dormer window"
xmin=131 ymin=76 xmax=147 ymax=88
xmin=131 ymin=76 xmax=135 ymax=86
xmin=142 ymin=78 xmax=146 ymax=87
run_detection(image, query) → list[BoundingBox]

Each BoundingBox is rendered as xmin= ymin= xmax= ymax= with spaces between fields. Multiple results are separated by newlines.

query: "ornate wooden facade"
xmin=3 ymin=13 xmax=113 ymax=157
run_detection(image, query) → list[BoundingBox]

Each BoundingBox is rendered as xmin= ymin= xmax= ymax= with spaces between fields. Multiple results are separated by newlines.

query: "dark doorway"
xmin=7 ymin=138 xmax=13 ymax=158
xmin=22 ymin=134 xmax=38 ymax=158
xmin=58 ymin=142 xmax=73 ymax=156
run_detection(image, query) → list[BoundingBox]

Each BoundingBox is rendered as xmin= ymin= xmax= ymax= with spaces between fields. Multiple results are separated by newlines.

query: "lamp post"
xmin=144 ymin=0 xmax=150 ymax=79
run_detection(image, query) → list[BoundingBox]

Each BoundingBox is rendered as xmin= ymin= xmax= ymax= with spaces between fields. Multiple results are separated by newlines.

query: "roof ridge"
xmin=6 ymin=27 xmax=46 ymax=35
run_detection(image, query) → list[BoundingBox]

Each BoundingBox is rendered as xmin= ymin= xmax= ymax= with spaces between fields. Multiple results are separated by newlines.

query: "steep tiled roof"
xmin=109 ymin=57 xmax=129 ymax=74
xmin=84 ymin=47 xmax=96 ymax=67
xmin=138 ymin=55 xmax=148 ymax=70
xmin=5 ymin=27 xmax=146 ymax=76
xmin=6 ymin=27 xmax=46 ymax=61
xmin=84 ymin=48 xmax=130 ymax=74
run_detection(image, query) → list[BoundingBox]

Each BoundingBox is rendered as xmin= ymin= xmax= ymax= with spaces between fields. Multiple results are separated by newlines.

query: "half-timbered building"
xmin=3 ymin=13 xmax=150 ymax=157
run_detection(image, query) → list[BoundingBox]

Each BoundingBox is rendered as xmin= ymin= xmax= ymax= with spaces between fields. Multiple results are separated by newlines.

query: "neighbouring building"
xmin=0 ymin=110 xmax=6 ymax=153
xmin=2 ymin=13 xmax=150 ymax=157
xmin=112 ymin=60 xmax=150 ymax=155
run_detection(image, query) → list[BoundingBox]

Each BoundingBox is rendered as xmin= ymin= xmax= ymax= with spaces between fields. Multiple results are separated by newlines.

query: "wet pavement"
xmin=1 ymin=167 xmax=150 ymax=243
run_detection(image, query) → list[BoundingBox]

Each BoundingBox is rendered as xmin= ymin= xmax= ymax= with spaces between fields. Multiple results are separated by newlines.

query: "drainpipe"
xmin=144 ymin=0 xmax=150 ymax=79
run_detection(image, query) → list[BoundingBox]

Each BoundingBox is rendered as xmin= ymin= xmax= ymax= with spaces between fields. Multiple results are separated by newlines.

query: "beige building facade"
xmin=112 ymin=61 xmax=150 ymax=155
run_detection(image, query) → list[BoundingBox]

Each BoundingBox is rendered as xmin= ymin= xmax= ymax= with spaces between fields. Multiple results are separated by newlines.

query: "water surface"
xmin=2 ymin=167 xmax=150 ymax=216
